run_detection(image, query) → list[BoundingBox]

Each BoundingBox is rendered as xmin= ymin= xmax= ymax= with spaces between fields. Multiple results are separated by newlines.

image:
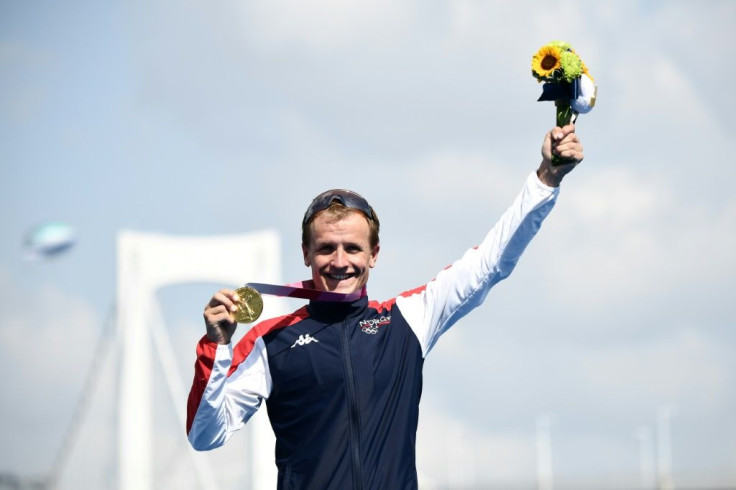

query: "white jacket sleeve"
xmin=396 ymin=171 xmax=559 ymax=356
xmin=187 ymin=336 xmax=272 ymax=451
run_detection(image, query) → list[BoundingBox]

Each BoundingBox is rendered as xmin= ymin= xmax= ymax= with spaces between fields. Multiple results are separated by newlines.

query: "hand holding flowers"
xmin=532 ymin=41 xmax=596 ymax=166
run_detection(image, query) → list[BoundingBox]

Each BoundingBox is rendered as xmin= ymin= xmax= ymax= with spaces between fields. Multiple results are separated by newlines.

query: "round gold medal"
xmin=232 ymin=286 xmax=264 ymax=324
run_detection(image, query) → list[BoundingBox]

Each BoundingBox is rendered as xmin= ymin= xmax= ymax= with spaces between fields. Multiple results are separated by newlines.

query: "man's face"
xmin=302 ymin=211 xmax=379 ymax=294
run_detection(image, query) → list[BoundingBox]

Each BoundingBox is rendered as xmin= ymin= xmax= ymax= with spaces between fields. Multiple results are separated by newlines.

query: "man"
xmin=187 ymin=125 xmax=584 ymax=489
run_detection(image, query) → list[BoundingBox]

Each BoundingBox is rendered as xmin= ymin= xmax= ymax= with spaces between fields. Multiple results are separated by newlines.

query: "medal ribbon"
xmin=245 ymin=280 xmax=366 ymax=303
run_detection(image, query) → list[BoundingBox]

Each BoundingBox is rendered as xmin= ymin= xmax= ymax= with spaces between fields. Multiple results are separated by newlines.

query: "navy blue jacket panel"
xmin=264 ymin=298 xmax=423 ymax=489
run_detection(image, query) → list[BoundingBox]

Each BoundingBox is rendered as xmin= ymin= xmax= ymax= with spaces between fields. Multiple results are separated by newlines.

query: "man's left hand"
xmin=537 ymin=124 xmax=584 ymax=187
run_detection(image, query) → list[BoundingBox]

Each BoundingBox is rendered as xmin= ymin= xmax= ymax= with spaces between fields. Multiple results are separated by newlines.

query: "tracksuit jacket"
xmin=187 ymin=172 xmax=559 ymax=489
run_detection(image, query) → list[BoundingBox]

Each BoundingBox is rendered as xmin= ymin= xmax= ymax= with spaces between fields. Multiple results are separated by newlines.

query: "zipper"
xmin=283 ymin=462 xmax=292 ymax=490
xmin=340 ymin=318 xmax=364 ymax=490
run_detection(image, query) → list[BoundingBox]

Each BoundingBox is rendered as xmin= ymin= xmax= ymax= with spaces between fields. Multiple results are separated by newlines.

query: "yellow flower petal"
xmin=532 ymin=45 xmax=562 ymax=79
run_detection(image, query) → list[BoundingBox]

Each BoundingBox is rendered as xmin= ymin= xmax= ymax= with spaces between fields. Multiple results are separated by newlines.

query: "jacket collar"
xmin=307 ymin=295 xmax=369 ymax=323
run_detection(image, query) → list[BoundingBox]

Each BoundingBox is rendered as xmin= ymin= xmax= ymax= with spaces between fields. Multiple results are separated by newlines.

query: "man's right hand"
xmin=203 ymin=289 xmax=240 ymax=345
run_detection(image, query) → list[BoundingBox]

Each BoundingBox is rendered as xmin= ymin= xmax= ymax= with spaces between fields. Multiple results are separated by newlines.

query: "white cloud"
xmin=405 ymin=151 xmax=519 ymax=205
xmin=0 ymin=268 xmax=101 ymax=475
xmin=563 ymin=168 xmax=671 ymax=227
xmin=238 ymin=0 xmax=417 ymax=53
xmin=543 ymin=167 xmax=736 ymax=305
xmin=579 ymin=329 xmax=732 ymax=410
xmin=417 ymin=407 xmax=535 ymax=486
xmin=448 ymin=1 xmax=605 ymax=65
xmin=0 ymin=274 xmax=98 ymax=384
xmin=611 ymin=54 xmax=714 ymax=129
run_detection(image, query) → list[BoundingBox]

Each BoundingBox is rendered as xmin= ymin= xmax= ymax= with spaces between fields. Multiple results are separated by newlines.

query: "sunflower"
xmin=532 ymin=45 xmax=562 ymax=80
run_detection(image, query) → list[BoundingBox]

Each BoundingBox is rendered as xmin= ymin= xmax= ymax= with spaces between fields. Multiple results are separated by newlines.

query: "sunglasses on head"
xmin=302 ymin=189 xmax=376 ymax=226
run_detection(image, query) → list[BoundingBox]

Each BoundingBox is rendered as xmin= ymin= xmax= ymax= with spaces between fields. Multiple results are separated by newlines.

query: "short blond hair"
xmin=302 ymin=202 xmax=380 ymax=249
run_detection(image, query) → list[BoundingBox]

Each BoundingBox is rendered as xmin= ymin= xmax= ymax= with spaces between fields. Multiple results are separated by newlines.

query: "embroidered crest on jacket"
xmin=359 ymin=316 xmax=391 ymax=334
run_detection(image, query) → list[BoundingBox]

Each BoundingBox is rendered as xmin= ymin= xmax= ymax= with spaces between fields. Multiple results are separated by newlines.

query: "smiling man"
xmin=187 ymin=125 xmax=584 ymax=490
xmin=301 ymin=191 xmax=380 ymax=295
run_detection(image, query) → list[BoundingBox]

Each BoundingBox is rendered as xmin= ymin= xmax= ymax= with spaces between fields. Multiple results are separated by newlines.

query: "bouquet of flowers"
xmin=531 ymin=41 xmax=597 ymax=165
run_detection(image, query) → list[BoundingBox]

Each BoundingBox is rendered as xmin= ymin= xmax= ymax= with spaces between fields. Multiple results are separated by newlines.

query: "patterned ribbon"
xmin=245 ymin=280 xmax=366 ymax=302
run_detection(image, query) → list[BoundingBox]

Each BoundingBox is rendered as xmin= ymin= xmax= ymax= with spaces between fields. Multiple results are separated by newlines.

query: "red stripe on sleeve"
xmin=368 ymin=248 xmax=480 ymax=313
xmin=186 ymin=306 xmax=310 ymax=434
xmin=368 ymin=283 xmax=429 ymax=313
xmin=186 ymin=336 xmax=219 ymax=434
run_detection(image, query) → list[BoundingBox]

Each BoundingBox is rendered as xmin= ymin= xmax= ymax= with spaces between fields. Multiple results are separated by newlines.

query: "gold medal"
xmin=232 ymin=286 xmax=264 ymax=324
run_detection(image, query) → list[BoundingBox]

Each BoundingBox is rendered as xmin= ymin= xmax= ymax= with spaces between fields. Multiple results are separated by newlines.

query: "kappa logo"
xmin=359 ymin=316 xmax=391 ymax=335
xmin=291 ymin=334 xmax=319 ymax=349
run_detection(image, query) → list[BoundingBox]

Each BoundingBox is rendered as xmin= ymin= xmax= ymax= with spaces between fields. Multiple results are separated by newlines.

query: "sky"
xmin=1 ymin=0 xmax=735 ymax=488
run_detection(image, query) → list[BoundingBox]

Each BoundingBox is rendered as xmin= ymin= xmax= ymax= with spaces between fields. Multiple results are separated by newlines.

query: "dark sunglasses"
xmin=302 ymin=189 xmax=376 ymax=226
